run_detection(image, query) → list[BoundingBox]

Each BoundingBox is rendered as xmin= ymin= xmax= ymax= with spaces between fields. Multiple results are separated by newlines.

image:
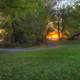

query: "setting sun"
xmin=47 ymin=31 xmax=64 ymax=41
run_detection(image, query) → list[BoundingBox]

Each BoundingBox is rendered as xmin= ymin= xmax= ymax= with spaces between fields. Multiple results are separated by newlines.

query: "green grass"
xmin=0 ymin=44 xmax=80 ymax=80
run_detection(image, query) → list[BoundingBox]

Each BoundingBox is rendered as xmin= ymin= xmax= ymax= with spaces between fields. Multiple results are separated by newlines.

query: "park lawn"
xmin=0 ymin=44 xmax=80 ymax=80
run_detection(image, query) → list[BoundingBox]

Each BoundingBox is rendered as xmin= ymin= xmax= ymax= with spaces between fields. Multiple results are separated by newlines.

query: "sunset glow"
xmin=47 ymin=31 xmax=64 ymax=41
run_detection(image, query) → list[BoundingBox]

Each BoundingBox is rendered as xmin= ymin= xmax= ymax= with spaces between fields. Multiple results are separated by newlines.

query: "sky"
xmin=60 ymin=0 xmax=78 ymax=6
xmin=54 ymin=0 xmax=79 ymax=9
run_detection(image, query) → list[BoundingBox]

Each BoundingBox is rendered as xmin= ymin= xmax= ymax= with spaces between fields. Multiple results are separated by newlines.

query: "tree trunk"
xmin=61 ymin=19 xmax=65 ymax=35
xmin=57 ymin=19 xmax=60 ymax=40
xmin=11 ymin=21 xmax=17 ymax=43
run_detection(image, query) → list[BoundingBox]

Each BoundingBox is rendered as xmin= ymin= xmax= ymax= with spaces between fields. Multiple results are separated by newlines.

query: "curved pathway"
xmin=0 ymin=45 xmax=61 ymax=52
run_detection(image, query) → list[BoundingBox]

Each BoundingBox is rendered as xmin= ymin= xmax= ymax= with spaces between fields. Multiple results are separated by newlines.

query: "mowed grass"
xmin=0 ymin=44 xmax=80 ymax=80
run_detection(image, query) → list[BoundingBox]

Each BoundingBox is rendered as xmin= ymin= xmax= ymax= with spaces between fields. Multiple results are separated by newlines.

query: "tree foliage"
xmin=62 ymin=1 xmax=80 ymax=35
xmin=1 ymin=0 xmax=80 ymax=47
xmin=0 ymin=0 xmax=51 ymax=47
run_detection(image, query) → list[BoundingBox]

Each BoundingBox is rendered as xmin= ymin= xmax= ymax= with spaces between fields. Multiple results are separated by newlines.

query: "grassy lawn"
xmin=0 ymin=44 xmax=80 ymax=80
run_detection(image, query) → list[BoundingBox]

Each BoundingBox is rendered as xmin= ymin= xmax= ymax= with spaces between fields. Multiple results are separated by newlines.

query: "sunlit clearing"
xmin=0 ymin=29 xmax=5 ymax=34
xmin=0 ymin=28 xmax=6 ymax=42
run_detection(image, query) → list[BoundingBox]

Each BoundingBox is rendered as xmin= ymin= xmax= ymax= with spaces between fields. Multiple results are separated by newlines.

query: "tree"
xmin=62 ymin=0 xmax=80 ymax=37
xmin=0 ymin=0 xmax=50 ymax=46
xmin=46 ymin=0 xmax=80 ymax=39
xmin=0 ymin=0 xmax=58 ymax=47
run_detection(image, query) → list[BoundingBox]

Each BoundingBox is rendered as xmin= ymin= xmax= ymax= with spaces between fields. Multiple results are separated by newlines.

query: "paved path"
xmin=0 ymin=45 xmax=61 ymax=52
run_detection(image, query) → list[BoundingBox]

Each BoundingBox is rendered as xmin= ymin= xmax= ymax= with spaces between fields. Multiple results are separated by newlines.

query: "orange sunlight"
xmin=47 ymin=31 xmax=64 ymax=41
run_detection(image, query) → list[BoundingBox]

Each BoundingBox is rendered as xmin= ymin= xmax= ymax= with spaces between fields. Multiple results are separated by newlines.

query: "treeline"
xmin=0 ymin=0 xmax=49 ymax=47
xmin=0 ymin=0 xmax=80 ymax=47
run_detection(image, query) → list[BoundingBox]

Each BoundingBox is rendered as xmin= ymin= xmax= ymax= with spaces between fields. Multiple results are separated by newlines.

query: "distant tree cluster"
xmin=0 ymin=0 xmax=49 ymax=47
xmin=0 ymin=0 xmax=79 ymax=47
